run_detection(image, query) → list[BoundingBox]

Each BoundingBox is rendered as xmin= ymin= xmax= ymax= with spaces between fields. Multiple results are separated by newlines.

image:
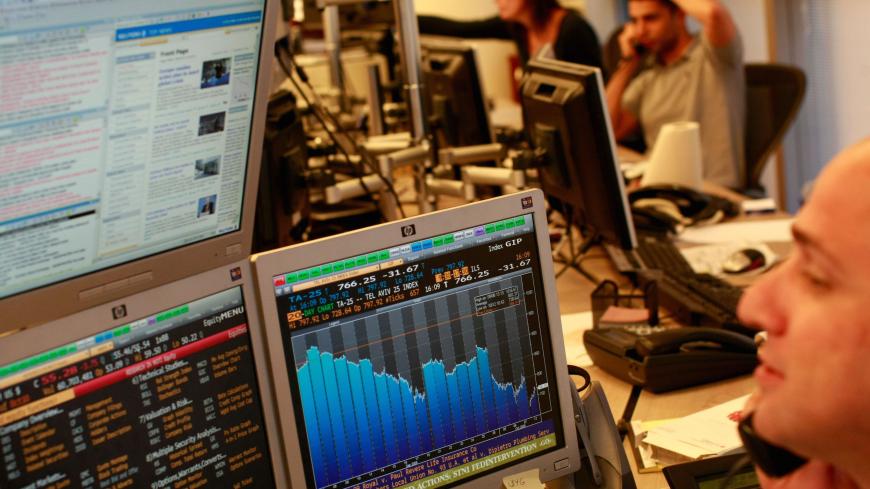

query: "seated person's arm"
xmin=418 ymin=15 xmax=512 ymax=40
xmin=671 ymin=0 xmax=737 ymax=48
xmin=605 ymin=24 xmax=642 ymax=140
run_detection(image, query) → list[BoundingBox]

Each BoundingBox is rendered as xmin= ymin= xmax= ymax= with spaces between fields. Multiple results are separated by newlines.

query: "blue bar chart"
xmin=296 ymin=345 xmax=540 ymax=487
xmin=288 ymin=273 xmax=553 ymax=489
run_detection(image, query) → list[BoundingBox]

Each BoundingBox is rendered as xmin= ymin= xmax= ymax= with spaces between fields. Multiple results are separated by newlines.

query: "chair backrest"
xmin=744 ymin=63 xmax=806 ymax=192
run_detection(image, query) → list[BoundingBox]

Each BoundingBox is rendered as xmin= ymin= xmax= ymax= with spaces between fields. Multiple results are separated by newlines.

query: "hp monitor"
xmin=520 ymin=59 xmax=637 ymax=250
xmin=0 ymin=262 xmax=288 ymax=487
xmin=252 ymin=189 xmax=581 ymax=489
xmin=0 ymin=0 xmax=278 ymax=330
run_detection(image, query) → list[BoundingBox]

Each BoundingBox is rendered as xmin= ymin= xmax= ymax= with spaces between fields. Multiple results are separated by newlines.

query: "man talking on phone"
xmin=736 ymin=138 xmax=870 ymax=488
xmin=605 ymin=0 xmax=744 ymax=187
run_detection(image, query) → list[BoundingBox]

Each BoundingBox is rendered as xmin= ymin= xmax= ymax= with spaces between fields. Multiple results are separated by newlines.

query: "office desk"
xmin=551 ymin=237 xmax=783 ymax=489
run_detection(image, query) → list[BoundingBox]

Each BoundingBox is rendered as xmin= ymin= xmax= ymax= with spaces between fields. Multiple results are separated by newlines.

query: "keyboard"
xmin=637 ymin=269 xmax=752 ymax=335
xmin=634 ymin=234 xmax=696 ymax=276
xmin=604 ymin=233 xmax=750 ymax=334
xmin=604 ymin=234 xmax=696 ymax=276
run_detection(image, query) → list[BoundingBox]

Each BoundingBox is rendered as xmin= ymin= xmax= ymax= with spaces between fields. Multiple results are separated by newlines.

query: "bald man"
xmin=738 ymin=139 xmax=870 ymax=488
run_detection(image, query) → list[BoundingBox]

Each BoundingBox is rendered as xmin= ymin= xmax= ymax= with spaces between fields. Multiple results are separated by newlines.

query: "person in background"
xmin=738 ymin=139 xmax=870 ymax=488
xmin=418 ymin=0 xmax=603 ymax=70
xmin=606 ymin=0 xmax=744 ymax=187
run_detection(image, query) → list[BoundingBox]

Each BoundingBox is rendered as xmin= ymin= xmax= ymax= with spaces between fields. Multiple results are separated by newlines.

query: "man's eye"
xmin=801 ymin=271 xmax=830 ymax=290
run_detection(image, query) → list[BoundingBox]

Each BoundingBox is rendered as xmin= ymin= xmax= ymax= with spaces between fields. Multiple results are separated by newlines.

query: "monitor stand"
xmin=570 ymin=380 xmax=637 ymax=489
xmin=554 ymin=228 xmax=601 ymax=285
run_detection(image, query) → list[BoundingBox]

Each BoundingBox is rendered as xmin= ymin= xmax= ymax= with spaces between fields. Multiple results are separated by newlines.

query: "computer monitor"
xmin=421 ymin=39 xmax=493 ymax=149
xmin=252 ymin=189 xmax=580 ymax=489
xmin=0 ymin=0 xmax=278 ymax=330
xmin=0 ymin=262 xmax=288 ymax=487
xmin=520 ymin=59 xmax=637 ymax=250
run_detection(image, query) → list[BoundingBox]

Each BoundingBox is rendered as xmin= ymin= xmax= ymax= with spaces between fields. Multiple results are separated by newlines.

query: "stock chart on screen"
xmin=271 ymin=214 xmax=564 ymax=489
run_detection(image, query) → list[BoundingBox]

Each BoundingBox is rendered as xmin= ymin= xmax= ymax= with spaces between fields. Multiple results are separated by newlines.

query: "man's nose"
xmin=635 ymin=21 xmax=649 ymax=38
xmin=736 ymin=267 xmax=786 ymax=336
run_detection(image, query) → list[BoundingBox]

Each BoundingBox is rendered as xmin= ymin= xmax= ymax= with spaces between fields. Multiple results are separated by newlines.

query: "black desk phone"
xmin=583 ymin=325 xmax=757 ymax=392
xmin=663 ymin=453 xmax=759 ymax=489
xmin=628 ymin=185 xmax=740 ymax=235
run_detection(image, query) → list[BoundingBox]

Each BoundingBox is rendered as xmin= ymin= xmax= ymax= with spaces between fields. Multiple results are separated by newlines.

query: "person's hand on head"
xmin=618 ymin=22 xmax=640 ymax=60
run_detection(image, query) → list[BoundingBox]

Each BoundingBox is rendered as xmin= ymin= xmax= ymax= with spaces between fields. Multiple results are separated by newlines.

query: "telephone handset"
xmin=633 ymin=42 xmax=648 ymax=57
xmin=629 ymin=184 xmax=739 ymax=232
xmin=738 ymin=414 xmax=808 ymax=477
xmin=583 ymin=326 xmax=758 ymax=392
xmin=630 ymin=184 xmax=712 ymax=217
xmin=635 ymin=327 xmax=756 ymax=356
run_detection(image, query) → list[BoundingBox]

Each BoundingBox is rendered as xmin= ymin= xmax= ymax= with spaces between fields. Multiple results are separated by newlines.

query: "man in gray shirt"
xmin=606 ymin=0 xmax=745 ymax=187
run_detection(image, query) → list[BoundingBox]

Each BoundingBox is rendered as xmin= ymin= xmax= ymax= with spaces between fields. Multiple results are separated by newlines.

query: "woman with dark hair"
xmin=418 ymin=0 xmax=603 ymax=69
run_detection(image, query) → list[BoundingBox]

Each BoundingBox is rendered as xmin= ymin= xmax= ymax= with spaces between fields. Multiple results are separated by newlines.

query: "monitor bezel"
xmin=521 ymin=59 xmax=638 ymax=250
xmin=0 ymin=0 xmax=279 ymax=333
xmin=420 ymin=37 xmax=495 ymax=148
xmin=0 ymin=260 xmax=290 ymax=488
xmin=251 ymin=189 xmax=581 ymax=489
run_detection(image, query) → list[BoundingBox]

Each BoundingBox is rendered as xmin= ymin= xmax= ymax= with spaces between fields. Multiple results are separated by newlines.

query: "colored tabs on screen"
xmin=276 ymin=214 xmax=533 ymax=291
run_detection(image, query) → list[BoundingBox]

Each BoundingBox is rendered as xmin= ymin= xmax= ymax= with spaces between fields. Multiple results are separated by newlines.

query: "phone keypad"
xmin=622 ymin=325 xmax=667 ymax=336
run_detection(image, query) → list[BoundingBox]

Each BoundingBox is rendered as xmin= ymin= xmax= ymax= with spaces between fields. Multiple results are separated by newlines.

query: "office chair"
xmin=743 ymin=63 xmax=806 ymax=197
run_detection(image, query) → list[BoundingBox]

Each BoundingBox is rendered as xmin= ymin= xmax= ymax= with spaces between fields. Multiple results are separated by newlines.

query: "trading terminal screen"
xmin=0 ymin=0 xmax=266 ymax=300
xmin=271 ymin=214 xmax=565 ymax=489
xmin=0 ymin=287 xmax=276 ymax=488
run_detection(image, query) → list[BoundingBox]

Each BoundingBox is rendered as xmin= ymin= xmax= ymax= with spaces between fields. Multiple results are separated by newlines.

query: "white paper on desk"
xmin=560 ymin=311 xmax=594 ymax=367
xmin=643 ymin=395 xmax=749 ymax=460
xmin=679 ymin=218 xmax=794 ymax=244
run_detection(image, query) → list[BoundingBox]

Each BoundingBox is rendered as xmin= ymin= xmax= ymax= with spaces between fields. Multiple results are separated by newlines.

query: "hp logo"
xmin=401 ymin=224 xmax=417 ymax=237
xmin=112 ymin=305 xmax=128 ymax=320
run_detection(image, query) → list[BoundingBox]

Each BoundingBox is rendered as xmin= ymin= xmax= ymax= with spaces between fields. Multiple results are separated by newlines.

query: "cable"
xmin=275 ymin=40 xmax=407 ymax=219
xmin=275 ymin=51 xmax=380 ymax=212
xmin=296 ymin=69 xmax=407 ymax=220
xmin=274 ymin=42 xmax=392 ymax=218
xmin=568 ymin=365 xmax=592 ymax=393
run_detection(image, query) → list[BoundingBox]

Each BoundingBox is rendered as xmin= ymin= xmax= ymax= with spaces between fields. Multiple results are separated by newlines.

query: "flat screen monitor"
xmin=421 ymin=39 xmax=493 ymax=149
xmin=520 ymin=59 xmax=637 ymax=250
xmin=0 ymin=0 xmax=278 ymax=330
xmin=252 ymin=189 xmax=580 ymax=489
xmin=0 ymin=262 xmax=288 ymax=487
